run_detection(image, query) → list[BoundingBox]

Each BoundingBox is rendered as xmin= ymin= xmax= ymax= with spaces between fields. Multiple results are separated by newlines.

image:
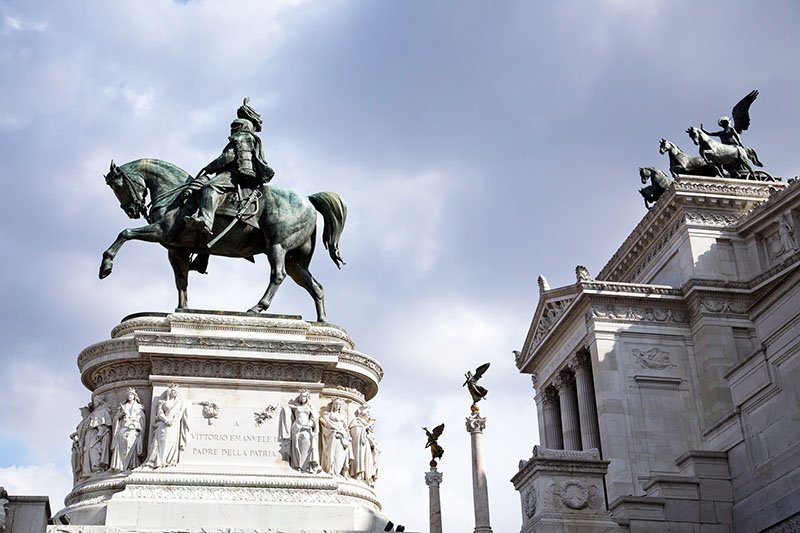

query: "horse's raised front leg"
xmin=99 ymin=223 xmax=165 ymax=279
xmin=248 ymin=244 xmax=287 ymax=314
xmin=168 ymin=249 xmax=191 ymax=309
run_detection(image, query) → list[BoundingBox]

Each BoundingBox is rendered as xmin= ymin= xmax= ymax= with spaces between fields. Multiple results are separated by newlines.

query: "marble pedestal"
xmin=54 ymin=310 xmax=386 ymax=533
xmin=511 ymin=446 xmax=621 ymax=533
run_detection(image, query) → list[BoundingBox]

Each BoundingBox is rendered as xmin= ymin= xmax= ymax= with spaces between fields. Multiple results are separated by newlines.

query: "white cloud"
xmin=0 ymin=463 xmax=71 ymax=511
xmin=3 ymin=14 xmax=47 ymax=33
xmin=0 ymin=355 xmax=84 ymax=463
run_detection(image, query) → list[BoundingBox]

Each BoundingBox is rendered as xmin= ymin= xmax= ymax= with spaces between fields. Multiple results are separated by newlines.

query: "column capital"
xmin=466 ymin=412 xmax=487 ymax=433
xmin=542 ymin=386 xmax=559 ymax=406
xmin=553 ymin=371 xmax=575 ymax=390
xmin=425 ymin=468 xmax=443 ymax=486
xmin=569 ymin=352 xmax=591 ymax=373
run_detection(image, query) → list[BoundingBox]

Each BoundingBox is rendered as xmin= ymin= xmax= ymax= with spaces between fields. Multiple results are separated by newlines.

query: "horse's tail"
xmin=747 ymin=147 xmax=764 ymax=167
xmin=308 ymin=192 xmax=347 ymax=268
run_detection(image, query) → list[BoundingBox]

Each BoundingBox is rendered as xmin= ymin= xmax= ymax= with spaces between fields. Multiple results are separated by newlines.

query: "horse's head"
xmin=686 ymin=127 xmax=701 ymax=146
xmin=639 ymin=167 xmax=652 ymax=184
xmin=104 ymin=160 xmax=147 ymax=219
xmin=659 ymin=138 xmax=672 ymax=154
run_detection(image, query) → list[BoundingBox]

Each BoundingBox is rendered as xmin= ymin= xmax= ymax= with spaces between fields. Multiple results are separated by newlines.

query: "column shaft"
xmin=557 ymin=374 xmax=582 ymax=450
xmin=467 ymin=414 xmax=493 ymax=533
xmin=575 ymin=363 xmax=601 ymax=452
xmin=542 ymin=389 xmax=563 ymax=449
xmin=425 ymin=469 xmax=443 ymax=533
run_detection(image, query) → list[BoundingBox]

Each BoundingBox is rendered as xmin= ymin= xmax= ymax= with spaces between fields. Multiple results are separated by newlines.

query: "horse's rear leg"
xmin=168 ymin=249 xmax=191 ymax=309
xmin=286 ymin=255 xmax=327 ymax=323
xmin=248 ymin=245 xmax=287 ymax=314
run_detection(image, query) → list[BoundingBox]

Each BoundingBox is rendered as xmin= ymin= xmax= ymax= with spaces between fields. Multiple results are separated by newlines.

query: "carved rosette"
xmin=548 ymin=480 xmax=601 ymax=511
xmin=465 ymin=412 xmax=487 ymax=434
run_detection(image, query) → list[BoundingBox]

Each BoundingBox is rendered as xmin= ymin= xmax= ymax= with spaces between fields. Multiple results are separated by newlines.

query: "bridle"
xmin=106 ymin=165 xmax=149 ymax=221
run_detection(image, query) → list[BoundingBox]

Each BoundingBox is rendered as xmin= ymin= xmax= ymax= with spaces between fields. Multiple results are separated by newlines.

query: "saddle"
xmin=216 ymin=187 xmax=261 ymax=229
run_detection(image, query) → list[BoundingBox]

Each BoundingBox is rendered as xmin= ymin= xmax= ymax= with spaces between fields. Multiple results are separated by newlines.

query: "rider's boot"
xmin=184 ymin=188 xmax=216 ymax=238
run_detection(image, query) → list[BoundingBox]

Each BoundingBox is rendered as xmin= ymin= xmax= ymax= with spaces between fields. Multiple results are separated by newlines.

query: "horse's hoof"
xmin=99 ymin=265 xmax=113 ymax=279
xmin=247 ymin=305 xmax=265 ymax=314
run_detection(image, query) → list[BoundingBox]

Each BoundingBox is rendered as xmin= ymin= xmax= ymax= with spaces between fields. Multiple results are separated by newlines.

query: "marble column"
xmin=573 ymin=353 xmax=602 ymax=452
xmin=466 ymin=412 xmax=493 ymax=533
xmin=425 ymin=468 xmax=443 ymax=533
xmin=541 ymin=387 xmax=563 ymax=450
xmin=555 ymin=372 xmax=582 ymax=450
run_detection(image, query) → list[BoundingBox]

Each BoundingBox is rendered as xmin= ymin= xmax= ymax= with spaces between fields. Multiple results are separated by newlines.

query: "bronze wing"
xmin=431 ymin=423 xmax=445 ymax=439
xmin=473 ymin=362 xmax=491 ymax=381
xmin=731 ymin=89 xmax=758 ymax=133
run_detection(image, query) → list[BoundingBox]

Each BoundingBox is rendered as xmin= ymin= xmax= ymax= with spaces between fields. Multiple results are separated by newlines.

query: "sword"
xmin=207 ymin=189 xmax=262 ymax=249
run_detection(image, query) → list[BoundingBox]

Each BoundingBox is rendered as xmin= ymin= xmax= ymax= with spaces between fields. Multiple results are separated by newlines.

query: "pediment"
xmin=517 ymin=286 xmax=580 ymax=369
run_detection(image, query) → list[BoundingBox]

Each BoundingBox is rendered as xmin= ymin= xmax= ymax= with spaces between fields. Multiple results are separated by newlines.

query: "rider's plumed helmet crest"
xmin=237 ymin=97 xmax=262 ymax=132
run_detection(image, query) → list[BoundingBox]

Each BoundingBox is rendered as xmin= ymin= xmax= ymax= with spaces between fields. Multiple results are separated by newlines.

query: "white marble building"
xmin=514 ymin=175 xmax=800 ymax=532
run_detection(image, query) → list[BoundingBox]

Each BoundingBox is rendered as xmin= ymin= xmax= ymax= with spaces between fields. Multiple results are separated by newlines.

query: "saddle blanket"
xmin=216 ymin=189 xmax=261 ymax=229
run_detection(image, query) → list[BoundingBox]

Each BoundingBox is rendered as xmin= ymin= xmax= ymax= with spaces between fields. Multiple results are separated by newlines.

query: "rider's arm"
xmin=201 ymin=144 xmax=236 ymax=175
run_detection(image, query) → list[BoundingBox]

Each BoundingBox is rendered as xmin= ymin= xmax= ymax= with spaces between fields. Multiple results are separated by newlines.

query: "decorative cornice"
xmin=78 ymin=339 xmax=136 ymax=369
xmin=339 ymin=349 xmax=384 ymax=381
xmin=683 ymin=211 xmax=742 ymax=227
xmin=136 ymin=334 xmax=343 ymax=357
xmin=735 ymin=178 xmax=799 ymax=230
xmin=599 ymin=176 xmax=781 ymax=283
xmin=90 ymin=361 xmax=151 ymax=389
xmin=672 ymin=179 xmax=777 ymax=198
xmin=579 ymin=280 xmax=682 ymax=296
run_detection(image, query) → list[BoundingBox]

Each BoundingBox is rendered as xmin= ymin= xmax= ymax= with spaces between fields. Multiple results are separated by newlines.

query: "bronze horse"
xmin=100 ymin=159 xmax=346 ymax=322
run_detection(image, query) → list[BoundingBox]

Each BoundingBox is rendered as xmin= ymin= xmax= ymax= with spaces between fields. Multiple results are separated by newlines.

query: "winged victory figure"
xmin=463 ymin=362 xmax=491 ymax=407
xmin=423 ymin=423 xmax=445 ymax=467
xmin=701 ymin=89 xmax=764 ymax=168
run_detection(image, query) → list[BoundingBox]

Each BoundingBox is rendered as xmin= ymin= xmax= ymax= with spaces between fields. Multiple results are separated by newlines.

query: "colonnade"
xmin=538 ymin=352 xmax=601 ymax=452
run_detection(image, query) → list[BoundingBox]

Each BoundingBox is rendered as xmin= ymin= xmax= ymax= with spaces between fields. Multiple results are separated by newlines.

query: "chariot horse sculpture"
xmin=100 ymin=159 xmax=346 ymax=322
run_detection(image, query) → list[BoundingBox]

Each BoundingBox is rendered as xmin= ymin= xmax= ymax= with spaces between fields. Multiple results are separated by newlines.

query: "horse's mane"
xmin=122 ymin=158 xmax=193 ymax=183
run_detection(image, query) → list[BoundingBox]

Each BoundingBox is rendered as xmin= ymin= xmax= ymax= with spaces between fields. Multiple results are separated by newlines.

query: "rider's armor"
xmin=184 ymin=99 xmax=274 ymax=239
xmin=231 ymin=129 xmax=257 ymax=180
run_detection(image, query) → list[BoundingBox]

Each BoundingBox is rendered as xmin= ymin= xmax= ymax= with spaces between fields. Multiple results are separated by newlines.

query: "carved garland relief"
xmin=631 ymin=347 xmax=677 ymax=370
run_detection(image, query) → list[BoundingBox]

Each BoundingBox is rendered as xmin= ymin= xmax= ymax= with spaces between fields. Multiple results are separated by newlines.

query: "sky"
xmin=1 ymin=1 xmax=799 ymax=531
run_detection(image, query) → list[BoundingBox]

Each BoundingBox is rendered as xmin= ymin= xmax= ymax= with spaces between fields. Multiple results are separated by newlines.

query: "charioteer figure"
xmin=184 ymin=98 xmax=275 ymax=238
xmin=699 ymin=89 xmax=764 ymax=169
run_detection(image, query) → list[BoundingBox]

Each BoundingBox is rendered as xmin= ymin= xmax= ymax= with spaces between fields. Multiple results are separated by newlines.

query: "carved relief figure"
xmin=0 ymin=486 xmax=9 ymax=531
xmin=110 ymin=388 xmax=146 ymax=471
xmin=319 ymin=398 xmax=352 ymax=476
xmin=144 ymin=384 xmax=191 ymax=468
xmin=278 ymin=390 xmax=320 ymax=473
xmin=349 ymin=405 xmax=379 ymax=486
xmin=70 ymin=404 xmax=91 ymax=483
xmin=779 ymin=212 xmax=797 ymax=255
xmin=83 ymin=397 xmax=113 ymax=474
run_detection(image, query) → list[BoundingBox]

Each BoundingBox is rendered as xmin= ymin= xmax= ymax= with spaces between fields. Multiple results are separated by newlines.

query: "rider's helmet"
xmin=718 ymin=116 xmax=731 ymax=127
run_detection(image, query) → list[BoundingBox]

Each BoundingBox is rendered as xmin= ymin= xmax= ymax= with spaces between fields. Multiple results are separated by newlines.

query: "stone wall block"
xmin=699 ymin=479 xmax=733 ymax=502
xmin=714 ymin=501 xmax=733 ymax=524
xmin=664 ymin=498 xmax=701 ymax=523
